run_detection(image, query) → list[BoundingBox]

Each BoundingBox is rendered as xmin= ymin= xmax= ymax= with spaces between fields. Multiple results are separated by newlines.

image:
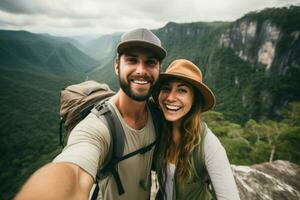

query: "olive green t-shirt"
xmin=54 ymin=100 xmax=156 ymax=200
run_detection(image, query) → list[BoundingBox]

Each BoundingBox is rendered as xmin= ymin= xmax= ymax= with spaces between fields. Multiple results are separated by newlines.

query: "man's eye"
xmin=127 ymin=58 xmax=137 ymax=63
xmin=146 ymin=59 xmax=158 ymax=66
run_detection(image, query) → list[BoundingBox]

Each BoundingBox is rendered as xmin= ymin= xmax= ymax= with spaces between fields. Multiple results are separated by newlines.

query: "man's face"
xmin=116 ymin=47 xmax=160 ymax=101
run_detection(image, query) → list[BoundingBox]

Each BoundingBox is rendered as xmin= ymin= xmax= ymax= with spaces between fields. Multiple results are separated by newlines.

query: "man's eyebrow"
xmin=123 ymin=52 xmax=158 ymax=60
xmin=147 ymin=56 xmax=159 ymax=60
xmin=124 ymin=52 xmax=138 ymax=57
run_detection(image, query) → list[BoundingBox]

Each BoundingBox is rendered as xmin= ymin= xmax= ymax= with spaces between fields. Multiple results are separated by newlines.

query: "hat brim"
xmin=117 ymin=40 xmax=166 ymax=60
xmin=153 ymin=73 xmax=216 ymax=112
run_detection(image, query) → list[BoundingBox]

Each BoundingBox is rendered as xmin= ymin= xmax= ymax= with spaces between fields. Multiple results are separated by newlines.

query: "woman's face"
xmin=158 ymin=79 xmax=194 ymax=123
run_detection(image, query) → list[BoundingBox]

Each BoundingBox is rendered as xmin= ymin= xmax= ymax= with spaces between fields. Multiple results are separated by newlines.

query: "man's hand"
xmin=14 ymin=162 xmax=94 ymax=200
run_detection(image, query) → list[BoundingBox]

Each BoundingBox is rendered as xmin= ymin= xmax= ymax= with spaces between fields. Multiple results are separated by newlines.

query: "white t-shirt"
xmin=165 ymin=163 xmax=176 ymax=200
xmin=54 ymin=100 xmax=156 ymax=200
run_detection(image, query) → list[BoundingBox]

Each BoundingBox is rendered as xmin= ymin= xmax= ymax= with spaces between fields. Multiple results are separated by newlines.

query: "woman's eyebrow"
xmin=177 ymin=83 xmax=189 ymax=87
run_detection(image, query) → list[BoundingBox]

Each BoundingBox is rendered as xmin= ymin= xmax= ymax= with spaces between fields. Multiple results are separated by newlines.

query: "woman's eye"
xmin=160 ymin=86 xmax=170 ymax=92
xmin=178 ymin=88 xmax=187 ymax=93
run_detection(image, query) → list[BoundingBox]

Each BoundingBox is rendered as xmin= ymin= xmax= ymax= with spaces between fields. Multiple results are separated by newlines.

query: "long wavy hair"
xmin=156 ymin=84 xmax=205 ymax=190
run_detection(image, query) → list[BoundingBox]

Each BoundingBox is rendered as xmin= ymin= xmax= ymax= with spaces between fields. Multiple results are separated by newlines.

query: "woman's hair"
xmin=157 ymin=82 xmax=205 ymax=187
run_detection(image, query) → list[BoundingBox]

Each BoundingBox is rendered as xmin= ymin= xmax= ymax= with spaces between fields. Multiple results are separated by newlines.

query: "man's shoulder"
xmin=73 ymin=112 xmax=110 ymax=137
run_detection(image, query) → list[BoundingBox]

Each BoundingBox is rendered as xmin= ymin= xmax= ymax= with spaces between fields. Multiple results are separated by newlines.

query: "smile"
xmin=165 ymin=104 xmax=181 ymax=111
xmin=132 ymin=79 xmax=149 ymax=85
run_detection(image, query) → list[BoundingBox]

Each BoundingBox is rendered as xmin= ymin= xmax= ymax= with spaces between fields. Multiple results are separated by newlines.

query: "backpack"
xmin=59 ymin=80 xmax=115 ymax=144
xmin=59 ymin=80 xmax=162 ymax=199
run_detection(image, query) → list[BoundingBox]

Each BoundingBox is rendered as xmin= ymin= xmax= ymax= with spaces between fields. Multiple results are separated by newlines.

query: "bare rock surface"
xmin=232 ymin=160 xmax=300 ymax=200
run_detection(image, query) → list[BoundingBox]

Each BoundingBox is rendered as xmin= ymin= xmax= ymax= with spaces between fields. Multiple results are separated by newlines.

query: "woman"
xmin=153 ymin=59 xmax=240 ymax=200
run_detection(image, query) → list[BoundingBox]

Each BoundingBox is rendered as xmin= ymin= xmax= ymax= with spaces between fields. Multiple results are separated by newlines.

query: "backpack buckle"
xmin=92 ymin=101 xmax=110 ymax=117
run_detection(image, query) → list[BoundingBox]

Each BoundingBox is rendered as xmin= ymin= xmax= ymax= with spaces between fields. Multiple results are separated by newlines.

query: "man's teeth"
xmin=166 ymin=104 xmax=181 ymax=111
xmin=133 ymin=80 xmax=148 ymax=84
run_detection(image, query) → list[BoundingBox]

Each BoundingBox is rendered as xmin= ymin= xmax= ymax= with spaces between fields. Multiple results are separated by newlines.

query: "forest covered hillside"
xmin=87 ymin=6 xmax=300 ymax=123
xmin=0 ymin=30 xmax=100 ymax=75
xmin=0 ymin=5 xmax=299 ymax=200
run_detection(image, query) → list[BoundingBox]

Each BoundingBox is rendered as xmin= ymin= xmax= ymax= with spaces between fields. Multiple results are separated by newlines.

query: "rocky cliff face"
xmin=220 ymin=15 xmax=300 ymax=76
xmin=220 ymin=19 xmax=281 ymax=71
xmin=233 ymin=160 xmax=300 ymax=200
xmin=218 ymin=7 xmax=300 ymax=119
xmin=154 ymin=21 xmax=230 ymax=67
xmin=88 ymin=6 xmax=300 ymax=123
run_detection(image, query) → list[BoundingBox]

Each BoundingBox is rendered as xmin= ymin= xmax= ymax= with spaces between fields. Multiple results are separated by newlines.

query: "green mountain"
xmin=0 ymin=30 xmax=102 ymax=199
xmin=87 ymin=6 xmax=300 ymax=123
xmin=1 ymin=5 xmax=299 ymax=200
xmin=0 ymin=69 xmax=76 ymax=199
xmin=0 ymin=30 xmax=100 ymax=75
xmin=83 ymin=33 xmax=121 ymax=61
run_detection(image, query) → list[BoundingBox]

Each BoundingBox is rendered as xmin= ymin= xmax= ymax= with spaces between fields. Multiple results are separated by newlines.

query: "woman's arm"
xmin=204 ymin=128 xmax=240 ymax=200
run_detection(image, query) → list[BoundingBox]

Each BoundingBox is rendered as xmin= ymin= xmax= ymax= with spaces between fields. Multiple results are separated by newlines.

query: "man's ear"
xmin=114 ymin=58 xmax=119 ymax=75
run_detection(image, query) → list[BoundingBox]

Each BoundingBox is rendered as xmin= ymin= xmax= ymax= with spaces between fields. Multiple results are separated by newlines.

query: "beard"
xmin=118 ymin=70 xmax=156 ymax=102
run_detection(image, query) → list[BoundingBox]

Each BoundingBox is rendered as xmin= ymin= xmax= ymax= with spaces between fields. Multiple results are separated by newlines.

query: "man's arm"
xmin=14 ymin=162 xmax=94 ymax=200
xmin=15 ymin=113 xmax=110 ymax=200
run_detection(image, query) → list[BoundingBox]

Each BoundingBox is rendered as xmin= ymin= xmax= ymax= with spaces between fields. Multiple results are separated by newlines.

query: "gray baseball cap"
xmin=117 ymin=28 xmax=167 ymax=60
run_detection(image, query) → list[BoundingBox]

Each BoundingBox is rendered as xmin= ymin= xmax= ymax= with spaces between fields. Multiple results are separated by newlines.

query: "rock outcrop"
xmin=232 ymin=160 xmax=300 ymax=200
xmin=151 ymin=160 xmax=300 ymax=200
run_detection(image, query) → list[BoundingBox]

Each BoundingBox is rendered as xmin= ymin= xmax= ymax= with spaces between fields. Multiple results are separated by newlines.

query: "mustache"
xmin=129 ymin=75 xmax=152 ymax=82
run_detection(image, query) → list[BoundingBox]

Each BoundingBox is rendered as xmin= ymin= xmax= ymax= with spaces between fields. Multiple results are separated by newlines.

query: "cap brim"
xmin=117 ymin=40 xmax=166 ymax=60
xmin=153 ymin=73 xmax=216 ymax=112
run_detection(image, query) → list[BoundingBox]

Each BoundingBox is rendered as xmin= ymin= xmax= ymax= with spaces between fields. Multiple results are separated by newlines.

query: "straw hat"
xmin=153 ymin=59 xmax=215 ymax=112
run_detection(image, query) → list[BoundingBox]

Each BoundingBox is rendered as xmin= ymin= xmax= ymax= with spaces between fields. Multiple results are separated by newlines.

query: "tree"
xmin=244 ymin=119 xmax=264 ymax=143
xmin=278 ymin=102 xmax=300 ymax=126
xmin=260 ymin=120 xmax=289 ymax=162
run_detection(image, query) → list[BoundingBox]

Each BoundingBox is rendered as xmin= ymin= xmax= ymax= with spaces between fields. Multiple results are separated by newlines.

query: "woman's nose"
xmin=166 ymin=90 xmax=177 ymax=101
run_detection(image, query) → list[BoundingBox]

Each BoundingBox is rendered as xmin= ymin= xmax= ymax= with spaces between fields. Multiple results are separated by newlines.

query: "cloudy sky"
xmin=0 ymin=0 xmax=299 ymax=37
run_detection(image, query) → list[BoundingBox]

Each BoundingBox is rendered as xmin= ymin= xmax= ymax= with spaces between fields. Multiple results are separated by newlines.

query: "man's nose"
xmin=135 ymin=62 xmax=147 ymax=75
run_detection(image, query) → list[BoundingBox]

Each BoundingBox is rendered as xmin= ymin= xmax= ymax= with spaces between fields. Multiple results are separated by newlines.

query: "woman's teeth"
xmin=166 ymin=104 xmax=181 ymax=111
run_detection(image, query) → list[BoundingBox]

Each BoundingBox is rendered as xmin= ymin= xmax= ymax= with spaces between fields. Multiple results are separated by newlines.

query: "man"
xmin=15 ymin=28 xmax=166 ymax=200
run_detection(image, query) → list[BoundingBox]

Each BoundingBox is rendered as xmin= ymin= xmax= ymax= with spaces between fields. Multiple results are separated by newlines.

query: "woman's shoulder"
xmin=202 ymin=122 xmax=226 ymax=154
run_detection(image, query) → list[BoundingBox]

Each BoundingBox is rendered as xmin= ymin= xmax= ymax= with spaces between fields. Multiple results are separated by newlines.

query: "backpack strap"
xmin=59 ymin=119 xmax=64 ymax=146
xmin=193 ymin=122 xmax=217 ymax=200
xmin=93 ymin=101 xmax=125 ymax=165
xmin=90 ymin=100 xmax=159 ymax=198
xmin=147 ymin=98 xmax=162 ymax=139
xmin=91 ymin=183 xmax=100 ymax=200
xmin=92 ymin=100 xmax=125 ymax=195
xmin=147 ymin=98 xmax=163 ymax=173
